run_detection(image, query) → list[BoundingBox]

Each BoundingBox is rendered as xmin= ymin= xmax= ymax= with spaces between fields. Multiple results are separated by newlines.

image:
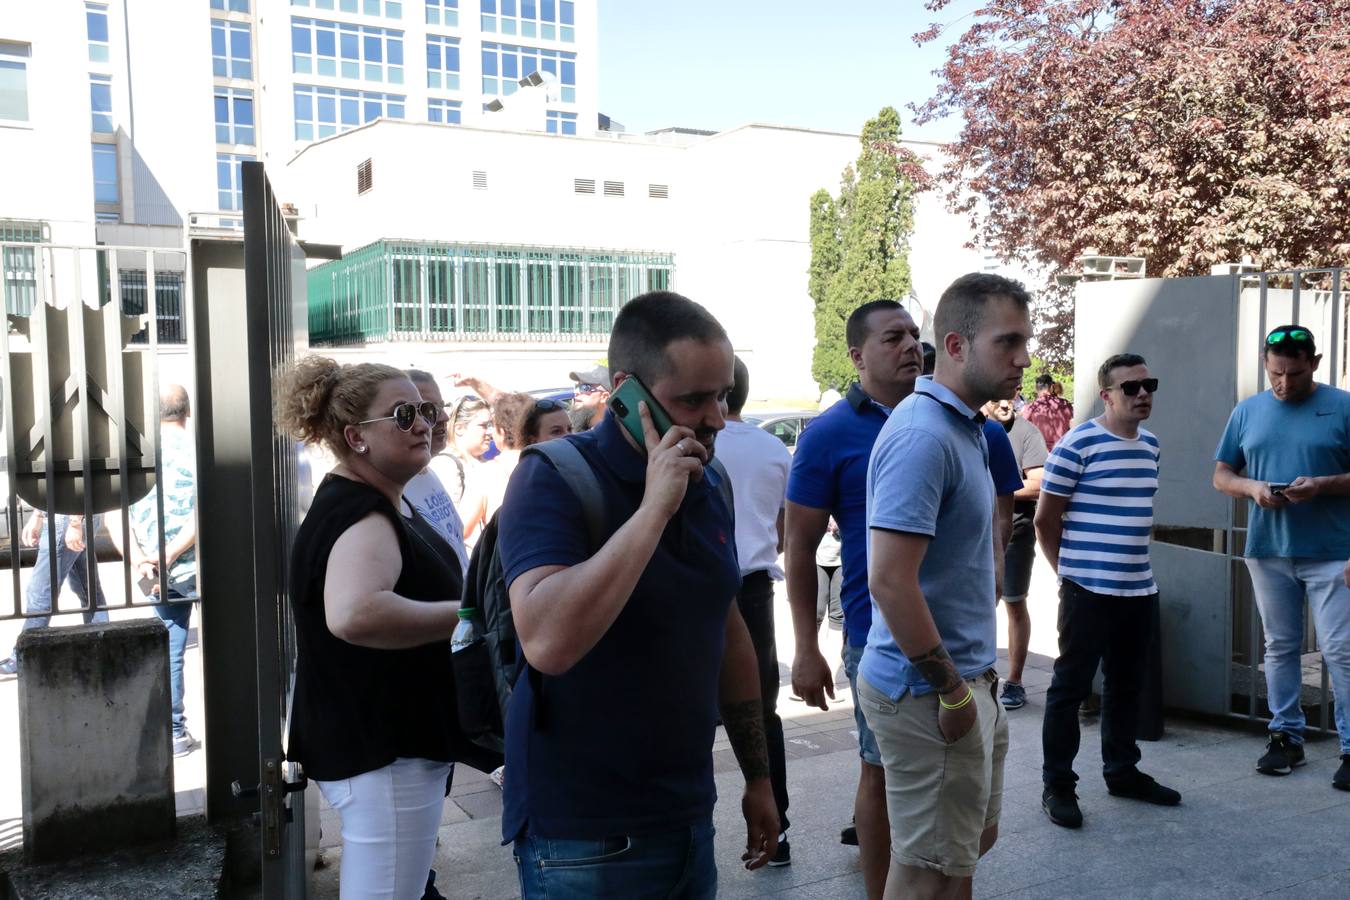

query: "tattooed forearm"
xmin=721 ymin=698 xmax=770 ymax=782
xmin=910 ymin=642 xmax=964 ymax=695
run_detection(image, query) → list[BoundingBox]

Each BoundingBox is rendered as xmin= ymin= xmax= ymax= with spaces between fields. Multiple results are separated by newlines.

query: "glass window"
xmin=482 ymin=0 xmax=572 ymax=41
xmin=292 ymin=17 xmax=403 ymax=83
xmin=90 ymin=74 xmax=113 ymax=133
xmin=0 ymin=43 xmax=30 ymax=122
xmin=214 ymin=86 xmax=255 ymax=145
xmin=212 ymin=20 xmax=252 ymax=78
xmin=86 ymin=3 xmax=110 ymax=63
xmin=545 ymin=109 xmax=575 ymax=135
xmin=425 ymin=0 xmax=458 ymax=27
xmin=293 ymin=84 xmax=405 ymax=140
xmin=426 ymin=35 xmax=460 ymax=90
xmin=481 ymin=42 xmax=576 ymax=96
xmin=211 ymin=0 xmax=251 ymax=10
xmin=216 ymin=152 xmax=255 ymax=211
xmin=91 ymin=143 xmax=118 ymax=203
xmin=427 ymin=97 xmax=461 ymax=123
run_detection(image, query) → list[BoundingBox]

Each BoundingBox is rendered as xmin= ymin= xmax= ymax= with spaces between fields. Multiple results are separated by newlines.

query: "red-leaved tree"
xmin=914 ymin=0 xmax=1350 ymax=364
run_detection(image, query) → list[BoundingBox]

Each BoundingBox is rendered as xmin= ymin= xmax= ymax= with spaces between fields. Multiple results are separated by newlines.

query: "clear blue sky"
xmin=596 ymin=0 xmax=984 ymax=141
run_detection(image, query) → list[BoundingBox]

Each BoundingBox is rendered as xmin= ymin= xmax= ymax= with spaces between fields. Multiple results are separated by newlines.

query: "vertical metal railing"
xmin=0 ymin=242 xmax=188 ymax=626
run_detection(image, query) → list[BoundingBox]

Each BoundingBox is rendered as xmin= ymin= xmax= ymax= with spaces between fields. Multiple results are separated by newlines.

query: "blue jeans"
xmin=156 ymin=582 xmax=196 ymax=738
xmin=514 ymin=821 xmax=716 ymax=899
xmin=842 ymin=641 xmax=883 ymax=766
xmin=1245 ymin=558 xmax=1350 ymax=754
xmin=7 ymin=514 xmax=109 ymax=657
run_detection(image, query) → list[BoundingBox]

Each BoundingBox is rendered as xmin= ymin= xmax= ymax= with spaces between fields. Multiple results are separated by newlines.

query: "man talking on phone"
xmin=497 ymin=291 xmax=777 ymax=897
xmin=1213 ymin=325 xmax=1350 ymax=790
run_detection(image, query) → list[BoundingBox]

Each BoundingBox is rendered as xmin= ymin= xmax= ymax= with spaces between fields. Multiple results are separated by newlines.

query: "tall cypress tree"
xmin=809 ymin=107 xmax=922 ymax=392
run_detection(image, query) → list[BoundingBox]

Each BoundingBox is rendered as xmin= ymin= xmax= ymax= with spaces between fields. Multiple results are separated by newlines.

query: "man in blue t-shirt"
xmin=860 ymin=273 xmax=1029 ymax=897
xmin=497 ymin=291 xmax=778 ymax=897
xmin=784 ymin=300 xmax=1022 ymax=899
xmin=1213 ymin=325 xmax=1350 ymax=791
xmin=1037 ymin=354 xmax=1180 ymax=829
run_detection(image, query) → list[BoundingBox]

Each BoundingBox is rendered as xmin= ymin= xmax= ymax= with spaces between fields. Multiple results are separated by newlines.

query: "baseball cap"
xmin=568 ymin=363 xmax=612 ymax=391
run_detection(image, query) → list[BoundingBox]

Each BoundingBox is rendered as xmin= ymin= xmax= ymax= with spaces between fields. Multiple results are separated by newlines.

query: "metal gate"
xmin=239 ymin=161 xmax=310 ymax=897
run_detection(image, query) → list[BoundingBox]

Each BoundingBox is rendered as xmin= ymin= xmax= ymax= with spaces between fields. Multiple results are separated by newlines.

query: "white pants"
xmin=317 ymin=757 xmax=451 ymax=900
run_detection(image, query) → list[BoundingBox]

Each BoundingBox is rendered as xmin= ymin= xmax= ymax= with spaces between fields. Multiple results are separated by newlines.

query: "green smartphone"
xmin=608 ymin=375 xmax=675 ymax=451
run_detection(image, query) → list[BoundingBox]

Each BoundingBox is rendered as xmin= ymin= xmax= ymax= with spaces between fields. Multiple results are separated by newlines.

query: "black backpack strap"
xmin=526 ymin=439 xmax=608 ymax=550
xmin=708 ymin=457 xmax=735 ymax=526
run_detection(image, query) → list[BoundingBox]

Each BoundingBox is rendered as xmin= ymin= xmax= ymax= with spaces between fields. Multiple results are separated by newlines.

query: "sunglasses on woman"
xmin=358 ymin=401 xmax=439 ymax=431
xmin=1266 ymin=328 xmax=1312 ymax=345
xmin=535 ymin=398 xmax=568 ymax=412
xmin=1109 ymin=378 xmax=1159 ymax=397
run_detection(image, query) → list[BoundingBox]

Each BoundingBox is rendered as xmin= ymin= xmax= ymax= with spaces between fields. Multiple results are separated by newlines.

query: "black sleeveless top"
xmin=286 ymin=474 xmax=464 ymax=781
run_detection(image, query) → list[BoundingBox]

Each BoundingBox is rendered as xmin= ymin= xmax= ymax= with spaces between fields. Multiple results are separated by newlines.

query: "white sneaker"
xmin=489 ymin=765 xmax=505 ymax=788
xmin=173 ymin=731 xmax=198 ymax=758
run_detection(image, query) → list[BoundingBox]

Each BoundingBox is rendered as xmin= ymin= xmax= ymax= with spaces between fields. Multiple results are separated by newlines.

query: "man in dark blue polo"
xmin=497 ymin=291 xmax=777 ymax=898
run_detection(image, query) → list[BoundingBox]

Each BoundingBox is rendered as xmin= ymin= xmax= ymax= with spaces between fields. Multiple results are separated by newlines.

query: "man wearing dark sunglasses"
xmin=1214 ymin=325 xmax=1350 ymax=790
xmin=1036 ymin=353 xmax=1179 ymax=828
xmin=569 ymin=363 xmax=612 ymax=430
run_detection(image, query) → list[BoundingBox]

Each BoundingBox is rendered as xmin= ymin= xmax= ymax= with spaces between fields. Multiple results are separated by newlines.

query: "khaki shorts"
xmin=857 ymin=669 xmax=1008 ymax=877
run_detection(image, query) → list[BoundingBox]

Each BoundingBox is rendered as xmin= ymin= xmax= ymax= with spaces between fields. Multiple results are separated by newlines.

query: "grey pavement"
xmin=4 ymin=553 xmax=1349 ymax=897
xmin=310 ymin=557 xmax=1350 ymax=899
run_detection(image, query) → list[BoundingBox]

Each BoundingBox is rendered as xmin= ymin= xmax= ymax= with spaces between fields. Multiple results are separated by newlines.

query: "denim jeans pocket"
xmin=536 ymin=835 xmax=633 ymax=869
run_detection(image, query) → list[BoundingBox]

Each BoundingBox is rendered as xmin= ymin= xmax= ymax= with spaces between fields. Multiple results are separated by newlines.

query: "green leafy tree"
xmin=809 ymin=107 xmax=930 ymax=391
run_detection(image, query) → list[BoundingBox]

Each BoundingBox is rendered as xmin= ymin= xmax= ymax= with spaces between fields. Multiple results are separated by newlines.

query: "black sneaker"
xmin=1106 ymin=771 xmax=1181 ymax=806
xmin=1334 ymin=755 xmax=1350 ymax=792
xmin=1256 ymin=733 xmax=1306 ymax=776
xmin=840 ymin=820 xmax=858 ymax=846
xmin=1042 ymin=786 xmax=1082 ymax=828
xmin=768 ymin=834 xmax=790 ymax=867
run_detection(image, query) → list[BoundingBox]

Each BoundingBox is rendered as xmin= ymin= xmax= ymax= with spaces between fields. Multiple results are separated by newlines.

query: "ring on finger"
xmin=676 ymin=439 xmax=686 ymax=454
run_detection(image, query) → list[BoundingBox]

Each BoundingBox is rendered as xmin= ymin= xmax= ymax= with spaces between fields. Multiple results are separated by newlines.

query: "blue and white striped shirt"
xmin=1041 ymin=419 xmax=1159 ymax=596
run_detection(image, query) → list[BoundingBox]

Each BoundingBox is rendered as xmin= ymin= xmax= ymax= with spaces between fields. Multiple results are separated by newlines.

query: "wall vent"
xmin=357 ymin=158 xmax=373 ymax=194
xmin=603 ymin=180 xmax=624 ymax=197
xmin=574 ymin=178 xmax=596 ymax=194
xmin=648 ymin=183 xmax=669 ymax=199
xmin=472 ymin=170 xmax=488 ymax=190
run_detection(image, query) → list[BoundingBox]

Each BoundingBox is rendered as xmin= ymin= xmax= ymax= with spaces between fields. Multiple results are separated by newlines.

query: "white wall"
xmin=0 ymin=0 xmax=98 ymax=245
xmin=284 ymin=119 xmax=1012 ymax=401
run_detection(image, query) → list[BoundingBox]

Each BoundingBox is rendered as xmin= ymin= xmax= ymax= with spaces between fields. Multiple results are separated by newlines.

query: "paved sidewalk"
xmin=310 ymin=585 xmax=1350 ymax=898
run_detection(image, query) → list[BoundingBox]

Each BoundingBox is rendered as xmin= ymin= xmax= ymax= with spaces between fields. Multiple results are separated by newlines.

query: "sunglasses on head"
xmin=1110 ymin=378 xmax=1159 ymax=397
xmin=358 ymin=400 xmax=439 ymax=432
xmin=535 ymin=398 xmax=568 ymax=412
xmin=574 ymin=383 xmax=603 ymax=394
xmin=1266 ymin=328 xmax=1312 ymax=345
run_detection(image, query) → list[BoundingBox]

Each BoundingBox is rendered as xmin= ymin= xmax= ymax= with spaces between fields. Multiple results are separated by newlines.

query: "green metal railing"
xmin=308 ymin=239 xmax=674 ymax=345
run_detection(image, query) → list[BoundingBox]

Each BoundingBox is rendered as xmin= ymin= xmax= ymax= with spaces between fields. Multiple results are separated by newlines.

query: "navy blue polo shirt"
xmin=788 ymin=384 xmax=1021 ymax=648
xmin=788 ymin=384 xmax=889 ymax=648
xmin=496 ymin=413 xmax=741 ymax=842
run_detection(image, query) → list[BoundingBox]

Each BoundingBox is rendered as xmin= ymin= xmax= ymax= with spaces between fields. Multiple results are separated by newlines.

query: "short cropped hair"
xmin=1097 ymin=353 xmax=1147 ymax=389
xmin=932 ymin=273 xmax=1031 ymax=350
xmin=728 ymin=356 xmax=750 ymax=415
xmin=608 ymin=291 xmax=729 ymax=386
xmin=1263 ymin=323 xmax=1318 ymax=362
xmin=845 ymin=300 xmax=904 ymax=350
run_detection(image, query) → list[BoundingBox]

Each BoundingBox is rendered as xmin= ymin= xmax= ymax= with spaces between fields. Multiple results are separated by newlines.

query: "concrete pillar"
xmin=17 ymin=619 xmax=175 ymax=863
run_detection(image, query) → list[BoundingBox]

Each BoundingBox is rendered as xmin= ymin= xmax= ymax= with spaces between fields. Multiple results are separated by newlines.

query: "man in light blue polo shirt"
xmin=858 ymin=272 xmax=1030 ymax=897
xmin=1214 ymin=324 xmax=1350 ymax=791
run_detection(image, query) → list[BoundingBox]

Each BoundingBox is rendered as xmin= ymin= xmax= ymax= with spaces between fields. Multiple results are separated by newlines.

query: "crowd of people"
xmin=259 ymin=274 xmax=1349 ymax=900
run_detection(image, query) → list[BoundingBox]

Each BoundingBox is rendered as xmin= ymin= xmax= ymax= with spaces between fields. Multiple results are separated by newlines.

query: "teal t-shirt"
xmin=1215 ymin=385 xmax=1350 ymax=559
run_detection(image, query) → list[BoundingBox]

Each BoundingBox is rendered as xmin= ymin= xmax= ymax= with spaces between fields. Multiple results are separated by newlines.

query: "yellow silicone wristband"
xmin=939 ymin=685 xmax=974 ymax=710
